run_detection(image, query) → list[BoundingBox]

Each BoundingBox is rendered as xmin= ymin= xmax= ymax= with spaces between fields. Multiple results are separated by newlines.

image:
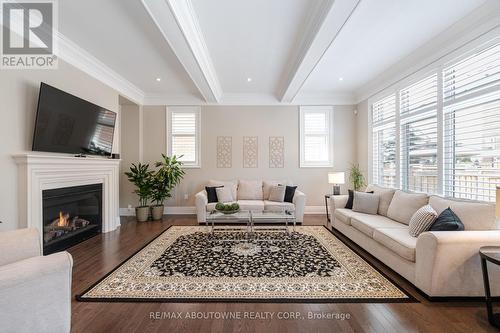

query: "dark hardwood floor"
xmin=68 ymin=215 xmax=498 ymax=333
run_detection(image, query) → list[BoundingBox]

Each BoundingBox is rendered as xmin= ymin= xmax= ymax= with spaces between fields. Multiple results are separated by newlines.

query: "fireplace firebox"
xmin=42 ymin=184 xmax=102 ymax=255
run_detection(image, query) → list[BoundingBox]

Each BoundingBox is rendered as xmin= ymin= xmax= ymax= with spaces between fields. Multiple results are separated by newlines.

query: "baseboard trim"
xmin=120 ymin=206 xmax=326 ymax=216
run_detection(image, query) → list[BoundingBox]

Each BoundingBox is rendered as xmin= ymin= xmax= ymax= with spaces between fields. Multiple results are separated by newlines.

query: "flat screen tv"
xmin=32 ymin=83 xmax=117 ymax=157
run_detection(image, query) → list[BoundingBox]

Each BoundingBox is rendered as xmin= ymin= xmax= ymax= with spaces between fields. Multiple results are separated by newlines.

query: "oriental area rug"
xmin=77 ymin=226 xmax=412 ymax=303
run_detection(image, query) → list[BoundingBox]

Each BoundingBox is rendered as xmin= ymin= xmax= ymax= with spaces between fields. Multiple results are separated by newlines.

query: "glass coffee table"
xmin=206 ymin=209 xmax=296 ymax=235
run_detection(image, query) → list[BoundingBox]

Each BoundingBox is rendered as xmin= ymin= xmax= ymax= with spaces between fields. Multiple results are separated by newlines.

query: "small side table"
xmin=479 ymin=246 xmax=500 ymax=329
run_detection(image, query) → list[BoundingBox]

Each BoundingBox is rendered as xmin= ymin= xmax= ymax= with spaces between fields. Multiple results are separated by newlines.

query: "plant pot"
xmin=135 ymin=206 xmax=150 ymax=222
xmin=151 ymin=205 xmax=164 ymax=221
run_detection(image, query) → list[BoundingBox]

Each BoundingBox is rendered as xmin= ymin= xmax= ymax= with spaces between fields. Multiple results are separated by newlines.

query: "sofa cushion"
xmin=334 ymin=209 xmax=355 ymax=225
xmin=373 ymin=228 xmax=417 ymax=262
xmin=263 ymin=200 xmax=295 ymax=212
xmin=236 ymin=200 xmax=264 ymax=211
xmin=352 ymin=191 xmax=379 ymax=215
xmin=263 ymin=180 xmax=285 ymax=200
xmin=238 ymin=180 xmax=263 ymax=200
xmin=208 ymin=180 xmax=237 ymax=200
xmin=366 ymin=184 xmax=396 ymax=216
xmin=429 ymin=196 xmax=495 ymax=230
xmin=351 ymin=215 xmax=407 ymax=238
xmin=387 ymin=190 xmax=429 ymax=225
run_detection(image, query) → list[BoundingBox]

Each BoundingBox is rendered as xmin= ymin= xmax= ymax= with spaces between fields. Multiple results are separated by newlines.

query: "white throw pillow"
xmin=263 ymin=180 xmax=285 ymax=200
xmin=409 ymin=204 xmax=438 ymax=237
xmin=238 ymin=180 xmax=263 ymax=200
xmin=365 ymin=184 xmax=396 ymax=217
xmin=208 ymin=180 xmax=237 ymax=200
xmin=387 ymin=190 xmax=429 ymax=225
xmin=268 ymin=185 xmax=286 ymax=202
xmin=216 ymin=187 xmax=234 ymax=203
xmin=352 ymin=192 xmax=380 ymax=215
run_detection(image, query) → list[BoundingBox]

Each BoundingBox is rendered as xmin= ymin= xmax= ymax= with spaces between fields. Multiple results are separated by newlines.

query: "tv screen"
xmin=32 ymin=83 xmax=117 ymax=156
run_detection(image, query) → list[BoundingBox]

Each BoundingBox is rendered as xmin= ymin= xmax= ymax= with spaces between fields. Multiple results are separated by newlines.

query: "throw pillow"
xmin=409 ymin=205 xmax=438 ymax=237
xmin=205 ymin=186 xmax=222 ymax=203
xmin=345 ymin=190 xmax=374 ymax=209
xmin=284 ymin=186 xmax=297 ymax=203
xmin=268 ymin=185 xmax=286 ymax=202
xmin=216 ymin=187 xmax=234 ymax=203
xmin=352 ymin=192 xmax=380 ymax=215
xmin=429 ymin=207 xmax=465 ymax=231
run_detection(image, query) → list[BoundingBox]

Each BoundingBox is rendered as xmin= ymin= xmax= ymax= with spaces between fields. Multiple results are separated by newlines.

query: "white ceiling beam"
xmin=278 ymin=0 xmax=360 ymax=103
xmin=141 ymin=0 xmax=222 ymax=103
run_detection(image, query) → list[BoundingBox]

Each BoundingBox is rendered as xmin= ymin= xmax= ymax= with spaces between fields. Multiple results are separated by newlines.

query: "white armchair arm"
xmin=0 ymin=228 xmax=40 ymax=266
xmin=0 ymin=251 xmax=73 ymax=333
xmin=293 ymin=190 xmax=306 ymax=223
xmin=195 ymin=190 xmax=208 ymax=223
xmin=416 ymin=230 xmax=500 ymax=297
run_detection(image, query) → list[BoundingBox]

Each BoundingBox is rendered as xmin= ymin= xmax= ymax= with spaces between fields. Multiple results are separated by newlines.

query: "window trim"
xmin=166 ymin=106 xmax=201 ymax=169
xmin=299 ymin=106 xmax=334 ymax=168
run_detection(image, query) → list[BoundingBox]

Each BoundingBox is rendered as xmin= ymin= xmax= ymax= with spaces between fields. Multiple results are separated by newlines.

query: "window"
xmin=300 ymin=106 xmax=334 ymax=167
xmin=372 ymin=95 xmax=396 ymax=187
xmin=370 ymin=40 xmax=500 ymax=202
xmin=443 ymin=43 xmax=500 ymax=201
xmin=167 ymin=106 xmax=201 ymax=168
xmin=400 ymin=74 xmax=438 ymax=194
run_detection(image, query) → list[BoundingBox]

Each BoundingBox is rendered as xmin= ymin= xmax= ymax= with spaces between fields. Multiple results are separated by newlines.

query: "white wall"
xmin=0 ymin=60 xmax=120 ymax=231
xmin=120 ymin=104 xmax=357 ymax=209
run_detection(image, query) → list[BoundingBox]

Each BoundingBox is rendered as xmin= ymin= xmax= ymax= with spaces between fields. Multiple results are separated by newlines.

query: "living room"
xmin=1 ymin=0 xmax=500 ymax=332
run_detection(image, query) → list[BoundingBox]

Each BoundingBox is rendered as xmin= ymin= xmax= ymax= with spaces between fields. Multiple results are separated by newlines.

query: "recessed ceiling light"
xmin=247 ymin=77 xmax=252 ymax=82
xmin=338 ymin=77 xmax=344 ymax=81
xmin=156 ymin=77 xmax=161 ymax=82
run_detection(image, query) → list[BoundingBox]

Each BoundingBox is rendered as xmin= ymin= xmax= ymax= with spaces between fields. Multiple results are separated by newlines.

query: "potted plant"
xmin=150 ymin=154 xmax=186 ymax=220
xmin=125 ymin=163 xmax=154 ymax=222
xmin=349 ymin=163 xmax=366 ymax=191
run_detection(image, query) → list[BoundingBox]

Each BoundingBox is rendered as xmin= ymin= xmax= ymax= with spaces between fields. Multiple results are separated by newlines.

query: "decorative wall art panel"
xmin=243 ymin=136 xmax=258 ymax=168
xmin=269 ymin=136 xmax=284 ymax=168
xmin=216 ymin=136 xmax=232 ymax=168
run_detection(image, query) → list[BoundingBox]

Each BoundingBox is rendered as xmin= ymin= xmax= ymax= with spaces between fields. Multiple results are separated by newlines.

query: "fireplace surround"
xmin=13 ymin=153 xmax=121 ymax=253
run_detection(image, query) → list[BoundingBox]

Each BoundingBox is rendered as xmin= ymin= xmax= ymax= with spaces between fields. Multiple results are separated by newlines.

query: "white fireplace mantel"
xmin=13 ymin=153 xmax=121 ymax=250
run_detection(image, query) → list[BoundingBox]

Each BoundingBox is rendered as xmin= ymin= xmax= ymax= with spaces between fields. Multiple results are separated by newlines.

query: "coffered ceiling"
xmin=53 ymin=0 xmax=500 ymax=105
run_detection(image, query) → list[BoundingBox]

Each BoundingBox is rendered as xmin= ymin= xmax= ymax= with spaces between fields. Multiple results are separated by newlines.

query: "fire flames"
xmin=57 ymin=211 xmax=70 ymax=227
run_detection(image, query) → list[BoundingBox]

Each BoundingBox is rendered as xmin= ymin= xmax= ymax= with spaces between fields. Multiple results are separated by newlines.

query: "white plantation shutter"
xmin=372 ymin=95 xmax=396 ymax=187
xmin=300 ymin=106 xmax=334 ymax=167
xmin=400 ymin=74 xmax=438 ymax=194
xmin=167 ymin=107 xmax=200 ymax=167
xmin=443 ymin=43 xmax=500 ymax=201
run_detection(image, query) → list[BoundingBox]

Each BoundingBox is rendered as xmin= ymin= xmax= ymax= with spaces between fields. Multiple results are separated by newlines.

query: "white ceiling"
xmin=53 ymin=0 xmax=498 ymax=105
xmin=191 ymin=0 xmax=315 ymax=94
xmin=301 ymin=0 xmax=488 ymax=94
xmin=58 ymin=0 xmax=201 ymax=97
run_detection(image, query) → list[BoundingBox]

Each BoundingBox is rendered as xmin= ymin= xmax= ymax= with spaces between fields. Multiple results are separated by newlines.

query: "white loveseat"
xmin=330 ymin=184 xmax=500 ymax=297
xmin=0 ymin=228 xmax=73 ymax=333
xmin=195 ymin=180 xmax=306 ymax=223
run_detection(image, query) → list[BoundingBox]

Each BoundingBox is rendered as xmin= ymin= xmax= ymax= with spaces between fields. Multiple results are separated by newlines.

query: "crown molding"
xmin=55 ymin=32 xmax=146 ymax=104
xmin=354 ymin=1 xmax=500 ymax=104
xmin=278 ymin=0 xmax=360 ymax=102
xmin=141 ymin=0 xmax=222 ymax=103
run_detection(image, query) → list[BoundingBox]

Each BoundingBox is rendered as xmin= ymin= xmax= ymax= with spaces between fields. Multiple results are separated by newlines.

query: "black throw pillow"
xmin=345 ymin=190 xmax=374 ymax=209
xmin=284 ymin=186 xmax=297 ymax=203
xmin=205 ymin=186 xmax=223 ymax=203
xmin=345 ymin=190 xmax=354 ymax=209
xmin=429 ymin=208 xmax=464 ymax=231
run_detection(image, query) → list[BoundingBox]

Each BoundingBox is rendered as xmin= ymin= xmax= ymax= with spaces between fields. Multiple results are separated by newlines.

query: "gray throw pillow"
xmin=268 ymin=185 xmax=286 ymax=202
xmin=352 ymin=191 xmax=380 ymax=215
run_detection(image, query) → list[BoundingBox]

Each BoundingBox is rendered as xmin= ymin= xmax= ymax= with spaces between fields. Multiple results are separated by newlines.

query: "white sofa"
xmin=195 ymin=180 xmax=306 ymax=223
xmin=330 ymin=184 xmax=500 ymax=297
xmin=0 ymin=228 xmax=73 ymax=333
